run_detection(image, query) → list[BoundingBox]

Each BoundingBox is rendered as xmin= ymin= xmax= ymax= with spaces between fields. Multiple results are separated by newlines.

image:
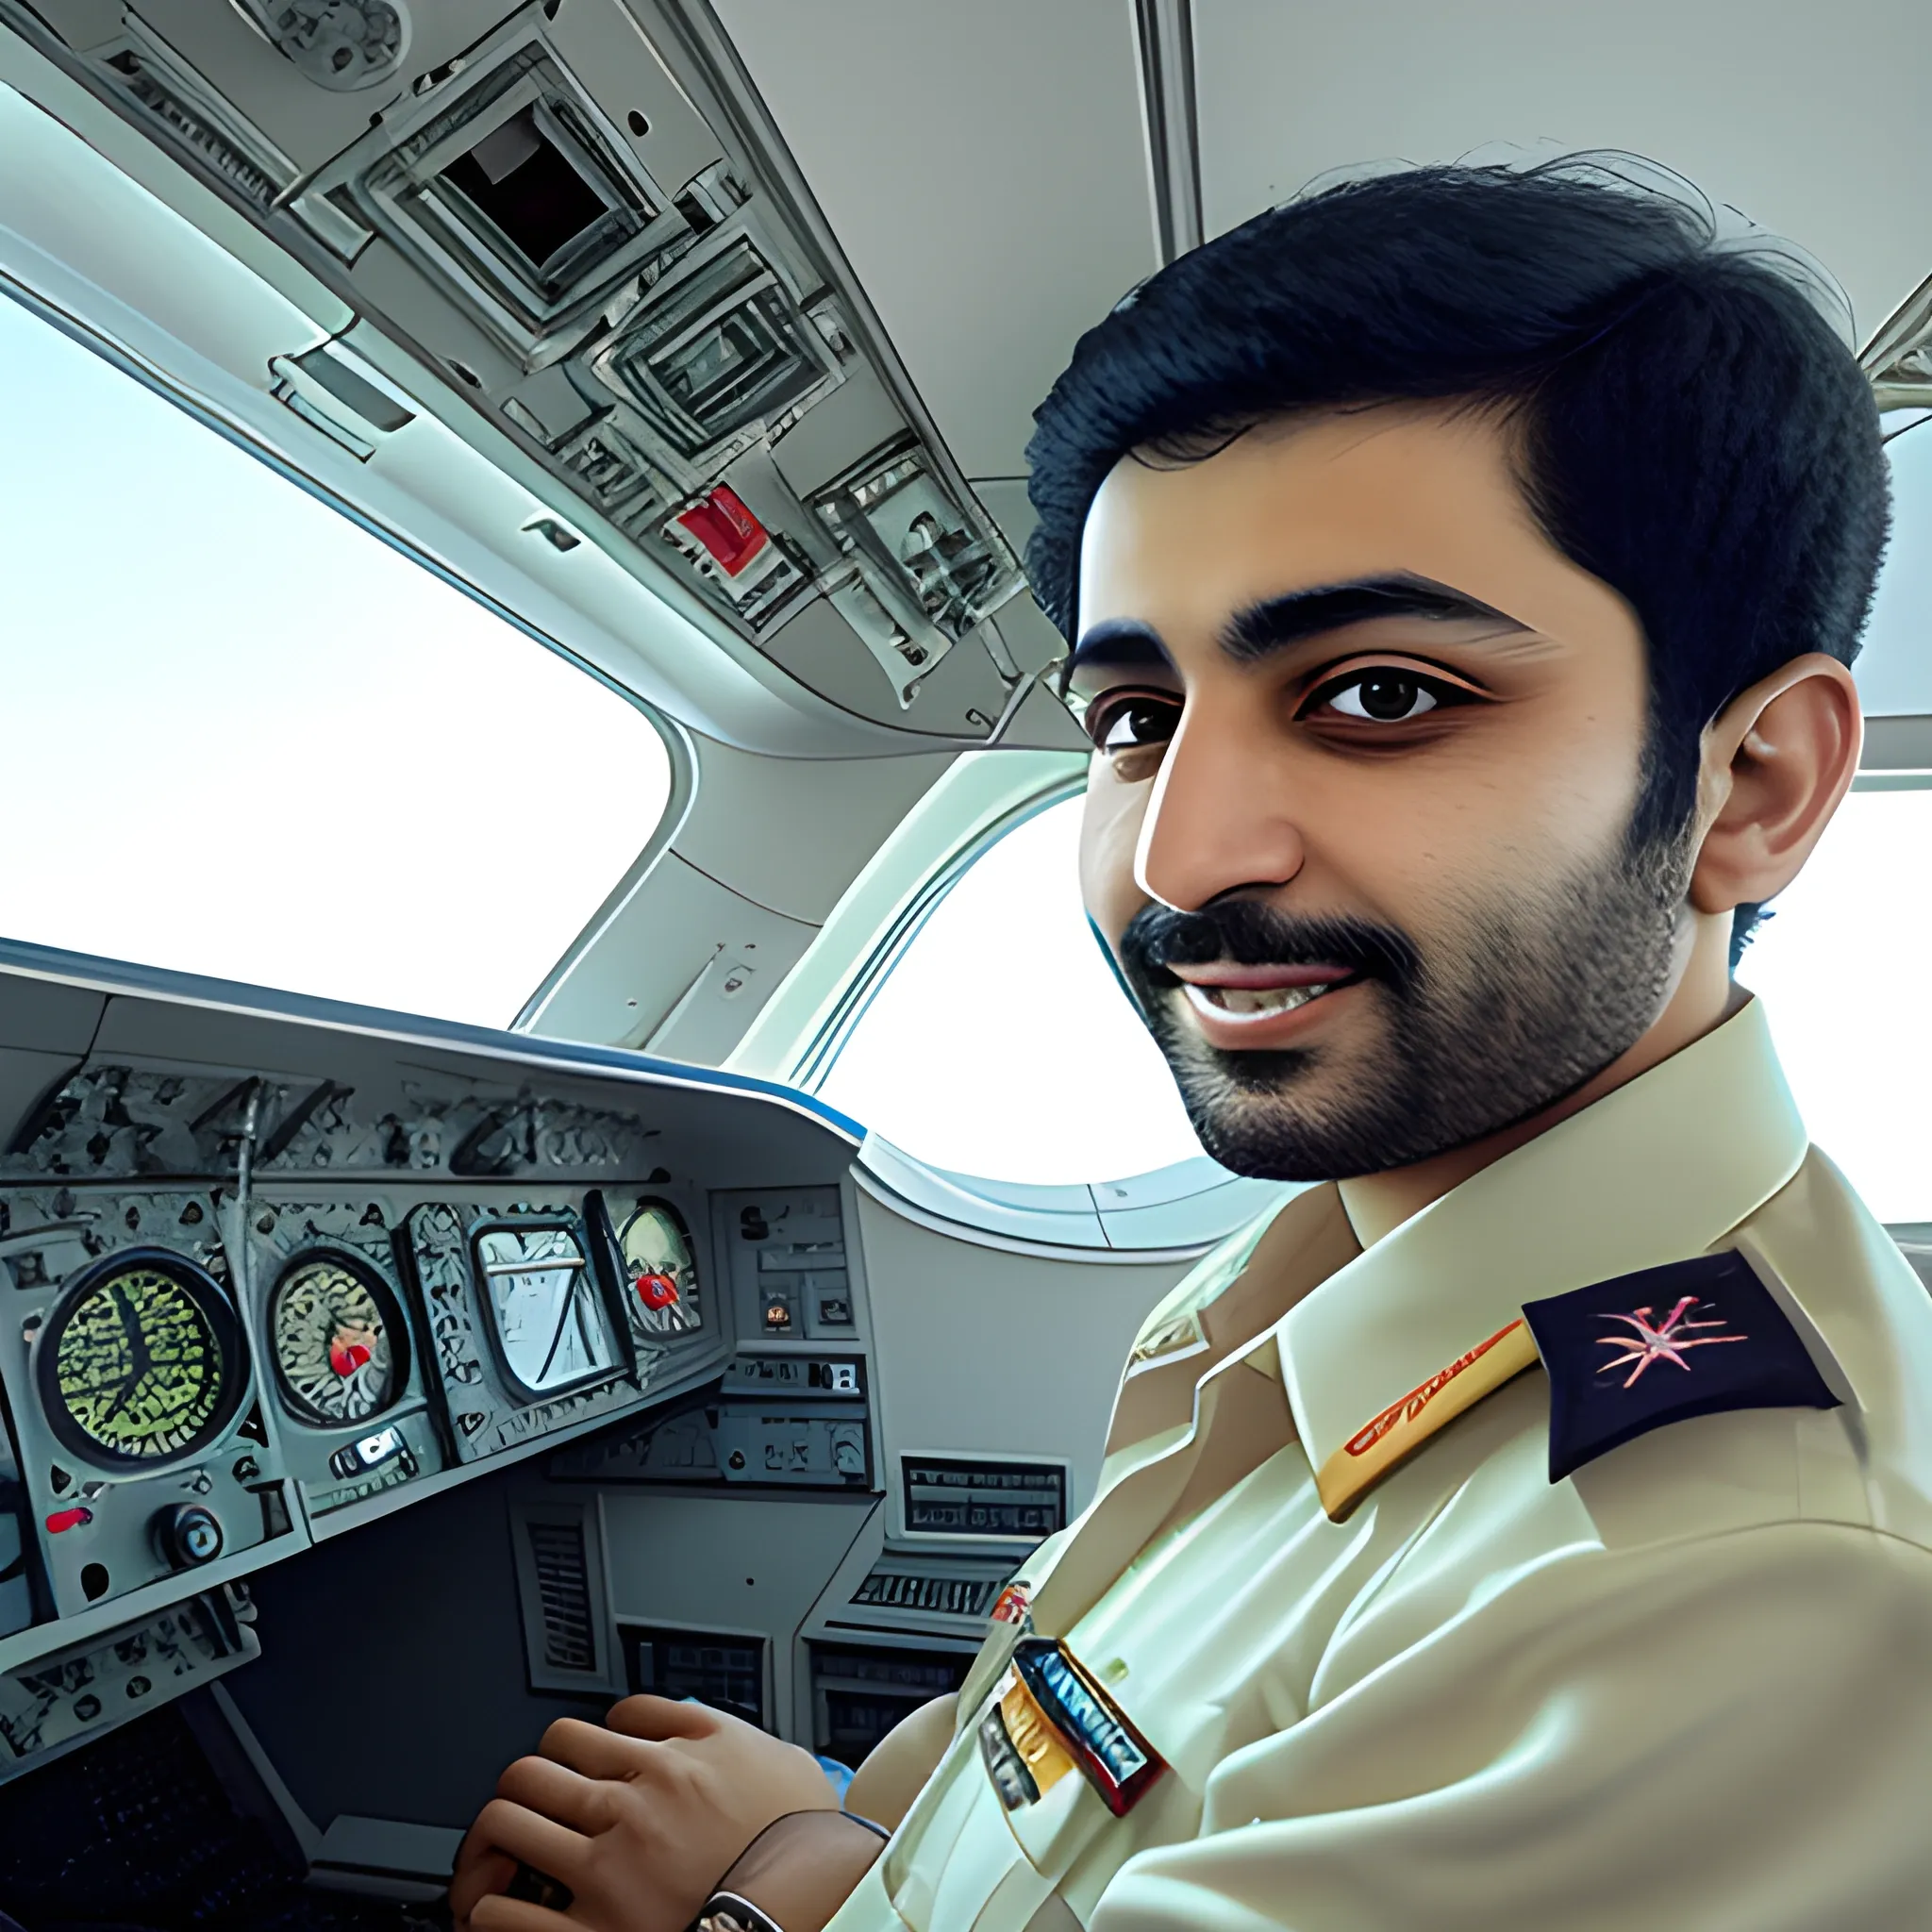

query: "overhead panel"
xmin=1191 ymin=0 xmax=1932 ymax=343
xmin=3 ymin=0 xmax=1041 ymax=740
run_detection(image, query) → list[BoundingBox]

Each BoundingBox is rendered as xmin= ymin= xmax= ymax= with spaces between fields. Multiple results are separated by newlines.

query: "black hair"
xmin=1024 ymin=159 xmax=1889 ymax=962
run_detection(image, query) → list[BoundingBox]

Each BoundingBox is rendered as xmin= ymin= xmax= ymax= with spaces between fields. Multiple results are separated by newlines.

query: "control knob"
xmin=154 ymin=1503 xmax=225 ymax=1570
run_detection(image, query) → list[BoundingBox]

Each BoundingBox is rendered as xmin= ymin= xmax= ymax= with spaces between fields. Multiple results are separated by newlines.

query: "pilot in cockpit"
xmin=450 ymin=157 xmax=1932 ymax=1932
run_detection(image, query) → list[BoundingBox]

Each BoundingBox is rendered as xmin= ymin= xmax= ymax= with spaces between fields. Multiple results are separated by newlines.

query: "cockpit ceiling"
xmin=1192 ymin=1 xmax=1932 ymax=342
xmin=4 ymin=0 xmax=1928 ymax=756
xmin=720 ymin=0 xmax=1932 ymax=504
xmin=0 ymin=0 xmax=1074 ymax=750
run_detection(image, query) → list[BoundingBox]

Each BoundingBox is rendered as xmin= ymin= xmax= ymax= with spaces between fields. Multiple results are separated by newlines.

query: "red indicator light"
xmin=675 ymin=486 xmax=769 ymax=576
xmin=633 ymin=1273 xmax=680 ymax=1310
xmin=44 ymin=1507 xmax=92 ymax=1534
xmin=329 ymin=1335 xmax=374 ymax=1377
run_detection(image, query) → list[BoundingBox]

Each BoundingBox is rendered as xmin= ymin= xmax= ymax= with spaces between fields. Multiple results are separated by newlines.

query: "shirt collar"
xmin=1275 ymin=997 xmax=1808 ymax=1472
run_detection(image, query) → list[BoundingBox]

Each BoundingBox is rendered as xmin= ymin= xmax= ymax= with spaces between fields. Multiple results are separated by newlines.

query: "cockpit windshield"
xmin=0 ymin=293 xmax=672 ymax=1024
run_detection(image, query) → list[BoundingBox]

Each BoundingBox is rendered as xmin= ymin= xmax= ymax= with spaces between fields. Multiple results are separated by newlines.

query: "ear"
xmin=1689 ymin=653 xmax=1862 ymax=919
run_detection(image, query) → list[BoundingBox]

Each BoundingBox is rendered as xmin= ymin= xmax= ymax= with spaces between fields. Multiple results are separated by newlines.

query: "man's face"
xmin=1073 ymin=402 xmax=1696 ymax=1181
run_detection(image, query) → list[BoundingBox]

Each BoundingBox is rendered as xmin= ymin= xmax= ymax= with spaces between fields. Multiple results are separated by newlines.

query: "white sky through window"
xmin=0 ymin=295 xmax=670 ymax=1025
xmin=819 ymin=798 xmax=1208 ymax=1184
xmin=1739 ymin=788 xmax=1932 ymax=1223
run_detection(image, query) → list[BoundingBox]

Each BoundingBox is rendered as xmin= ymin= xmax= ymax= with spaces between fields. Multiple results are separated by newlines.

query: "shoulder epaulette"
xmin=1125 ymin=1213 xmax=1271 ymax=1364
xmin=1522 ymin=1249 xmax=1839 ymax=1483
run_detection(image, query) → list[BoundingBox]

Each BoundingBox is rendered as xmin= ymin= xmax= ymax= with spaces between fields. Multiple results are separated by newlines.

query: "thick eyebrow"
xmin=1061 ymin=616 xmax=1174 ymax=691
xmin=1221 ymin=573 xmax=1524 ymax=665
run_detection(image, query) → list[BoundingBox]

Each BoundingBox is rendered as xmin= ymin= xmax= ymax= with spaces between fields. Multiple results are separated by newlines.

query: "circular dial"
xmin=44 ymin=1257 xmax=236 ymax=1465
xmin=269 ymin=1254 xmax=400 ymax=1427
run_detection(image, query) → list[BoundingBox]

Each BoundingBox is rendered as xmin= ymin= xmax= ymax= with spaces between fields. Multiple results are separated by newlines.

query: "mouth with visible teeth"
xmin=1181 ymin=980 xmax=1346 ymax=1017
xmin=1168 ymin=963 xmax=1363 ymax=1041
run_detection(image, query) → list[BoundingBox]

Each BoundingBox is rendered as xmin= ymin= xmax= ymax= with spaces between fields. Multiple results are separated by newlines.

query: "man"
xmin=453 ymin=158 xmax=1932 ymax=1930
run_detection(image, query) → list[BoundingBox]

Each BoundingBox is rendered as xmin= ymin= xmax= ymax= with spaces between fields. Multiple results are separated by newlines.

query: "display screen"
xmin=475 ymin=1224 xmax=619 ymax=1396
xmin=269 ymin=1253 xmax=401 ymax=1428
xmin=902 ymin=1457 xmax=1067 ymax=1540
xmin=42 ymin=1255 xmax=239 ymax=1465
xmin=617 ymin=1200 xmax=701 ymax=1337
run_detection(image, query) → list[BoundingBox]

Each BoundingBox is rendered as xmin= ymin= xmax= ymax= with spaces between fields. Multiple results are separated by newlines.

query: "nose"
xmin=1134 ymin=696 xmax=1307 ymax=911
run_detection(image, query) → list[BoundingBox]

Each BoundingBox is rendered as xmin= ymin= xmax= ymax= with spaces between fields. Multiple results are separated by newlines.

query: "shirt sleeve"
xmin=1091 ymin=1521 xmax=1932 ymax=1932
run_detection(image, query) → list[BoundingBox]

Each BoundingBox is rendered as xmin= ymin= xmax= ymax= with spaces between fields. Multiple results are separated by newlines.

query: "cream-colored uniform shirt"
xmin=830 ymin=1000 xmax=1932 ymax=1932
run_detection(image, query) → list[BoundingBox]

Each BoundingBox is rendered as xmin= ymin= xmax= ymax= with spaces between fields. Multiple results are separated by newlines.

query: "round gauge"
xmin=618 ymin=1201 xmax=700 ymax=1333
xmin=38 ymin=1250 xmax=243 ymax=1468
xmin=269 ymin=1252 xmax=403 ymax=1428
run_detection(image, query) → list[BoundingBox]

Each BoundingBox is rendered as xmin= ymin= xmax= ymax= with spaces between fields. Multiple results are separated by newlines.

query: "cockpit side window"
xmin=0 ymin=293 xmax=671 ymax=1024
xmin=815 ymin=795 xmax=1209 ymax=1185
xmin=1738 ymin=783 xmax=1932 ymax=1222
xmin=818 ymin=772 xmax=1932 ymax=1213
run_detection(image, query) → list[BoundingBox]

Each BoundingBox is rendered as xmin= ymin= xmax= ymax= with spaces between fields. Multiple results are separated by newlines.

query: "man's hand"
xmin=449 ymin=1696 xmax=839 ymax=1932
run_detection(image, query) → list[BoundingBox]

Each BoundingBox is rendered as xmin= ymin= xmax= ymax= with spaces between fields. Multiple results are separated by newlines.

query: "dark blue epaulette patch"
xmin=1521 ymin=1250 xmax=1839 ymax=1483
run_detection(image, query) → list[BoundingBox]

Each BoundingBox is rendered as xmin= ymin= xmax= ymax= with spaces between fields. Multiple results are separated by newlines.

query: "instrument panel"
xmin=399 ymin=1192 xmax=701 ymax=1463
xmin=0 ymin=1167 xmax=740 ymax=1626
xmin=0 ymin=954 xmax=884 ymax=1792
xmin=0 ymin=1188 xmax=295 ymax=1622
xmin=0 ymin=967 xmax=870 ymax=1785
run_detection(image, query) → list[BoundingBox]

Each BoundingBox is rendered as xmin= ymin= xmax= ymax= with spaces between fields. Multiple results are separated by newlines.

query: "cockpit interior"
xmin=0 ymin=1 xmax=1927 ymax=1922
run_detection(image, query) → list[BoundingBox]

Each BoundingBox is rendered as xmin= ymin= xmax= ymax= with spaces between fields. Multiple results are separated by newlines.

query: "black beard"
xmin=1116 ymin=826 xmax=1695 ymax=1182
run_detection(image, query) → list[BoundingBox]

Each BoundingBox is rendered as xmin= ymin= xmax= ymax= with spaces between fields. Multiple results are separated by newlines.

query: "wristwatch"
xmin=690 ymin=1809 xmax=891 ymax=1932
xmin=693 ymin=1893 xmax=786 ymax=1932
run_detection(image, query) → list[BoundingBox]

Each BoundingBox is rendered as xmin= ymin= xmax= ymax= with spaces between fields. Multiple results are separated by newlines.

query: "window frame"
xmin=512 ymin=706 xmax=699 ymax=1032
xmin=794 ymin=774 xmax=1086 ymax=1093
xmin=752 ymin=761 xmax=1293 ymax=1257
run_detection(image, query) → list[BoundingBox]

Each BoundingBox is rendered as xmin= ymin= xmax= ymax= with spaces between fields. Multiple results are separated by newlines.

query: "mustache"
xmin=1118 ymin=899 xmax=1422 ymax=998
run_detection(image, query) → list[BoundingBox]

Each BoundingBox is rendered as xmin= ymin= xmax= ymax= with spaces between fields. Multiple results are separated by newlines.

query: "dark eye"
xmin=1306 ymin=670 xmax=1469 ymax=724
xmin=1085 ymin=692 xmax=1181 ymax=754
xmin=1330 ymin=675 xmax=1435 ymax=721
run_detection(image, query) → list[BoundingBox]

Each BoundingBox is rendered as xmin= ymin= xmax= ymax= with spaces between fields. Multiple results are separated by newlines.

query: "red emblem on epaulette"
xmin=1596 ymin=1297 xmax=1745 ymax=1389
